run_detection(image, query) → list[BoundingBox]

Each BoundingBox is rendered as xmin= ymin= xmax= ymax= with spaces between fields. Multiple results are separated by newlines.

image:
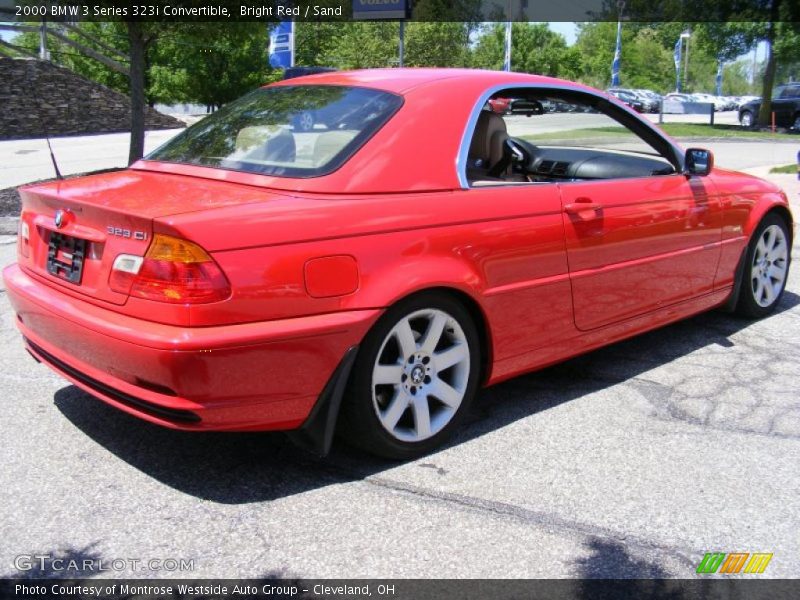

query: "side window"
xmin=465 ymin=89 xmax=676 ymax=187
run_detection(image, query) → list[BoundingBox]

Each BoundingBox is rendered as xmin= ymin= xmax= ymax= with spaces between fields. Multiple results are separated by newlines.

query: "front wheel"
xmin=735 ymin=213 xmax=791 ymax=318
xmin=339 ymin=293 xmax=481 ymax=460
xmin=740 ymin=110 xmax=754 ymax=128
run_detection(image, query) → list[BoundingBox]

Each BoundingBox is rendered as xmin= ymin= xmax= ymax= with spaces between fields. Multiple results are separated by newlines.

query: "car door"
xmin=559 ymin=173 xmax=722 ymax=331
xmin=772 ymin=86 xmax=799 ymax=126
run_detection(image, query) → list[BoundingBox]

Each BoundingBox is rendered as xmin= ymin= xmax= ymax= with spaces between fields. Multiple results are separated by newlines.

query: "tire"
xmin=792 ymin=113 xmax=800 ymax=131
xmin=339 ymin=292 xmax=481 ymax=460
xmin=735 ymin=213 xmax=791 ymax=318
xmin=293 ymin=111 xmax=314 ymax=132
xmin=740 ymin=110 xmax=754 ymax=128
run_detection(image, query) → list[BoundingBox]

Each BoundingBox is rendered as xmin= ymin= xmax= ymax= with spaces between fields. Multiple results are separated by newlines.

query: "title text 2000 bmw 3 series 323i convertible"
xmin=3 ymin=69 xmax=793 ymax=459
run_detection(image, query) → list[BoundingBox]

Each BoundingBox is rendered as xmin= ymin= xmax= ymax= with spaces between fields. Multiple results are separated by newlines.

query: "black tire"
xmin=338 ymin=292 xmax=481 ymax=460
xmin=734 ymin=213 xmax=791 ymax=318
xmin=740 ymin=110 xmax=754 ymax=128
xmin=792 ymin=113 xmax=800 ymax=131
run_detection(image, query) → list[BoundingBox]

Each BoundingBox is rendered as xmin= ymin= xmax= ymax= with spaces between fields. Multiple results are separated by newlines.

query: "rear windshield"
xmin=147 ymin=85 xmax=403 ymax=177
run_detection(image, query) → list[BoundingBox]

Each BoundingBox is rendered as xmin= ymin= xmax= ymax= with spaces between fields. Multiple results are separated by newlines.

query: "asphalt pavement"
xmin=0 ymin=169 xmax=798 ymax=579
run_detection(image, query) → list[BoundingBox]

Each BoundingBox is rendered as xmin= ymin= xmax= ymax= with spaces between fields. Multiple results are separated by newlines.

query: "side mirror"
xmin=684 ymin=148 xmax=714 ymax=176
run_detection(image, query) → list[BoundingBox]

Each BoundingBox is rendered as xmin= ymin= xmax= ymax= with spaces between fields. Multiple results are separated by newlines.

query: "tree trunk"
xmin=127 ymin=22 xmax=146 ymax=165
xmin=757 ymin=6 xmax=780 ymax=128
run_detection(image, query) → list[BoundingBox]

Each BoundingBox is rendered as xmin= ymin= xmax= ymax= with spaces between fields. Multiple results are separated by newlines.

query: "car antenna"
xmin=45 ymin=135 xmax=63 ymax=180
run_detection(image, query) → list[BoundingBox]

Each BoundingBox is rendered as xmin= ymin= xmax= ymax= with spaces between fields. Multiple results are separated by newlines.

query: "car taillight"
xmin=109 ymin=234 xmax=231 ymax=304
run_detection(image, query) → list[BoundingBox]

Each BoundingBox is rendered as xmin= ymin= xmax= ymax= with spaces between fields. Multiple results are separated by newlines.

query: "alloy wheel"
xmin=298 ymin=111 xmax=314 ymax=131
xmin=371 ymin=308 xmax=470 ymax=443
xmin=751 ymin=224 xmax=789 ymax=308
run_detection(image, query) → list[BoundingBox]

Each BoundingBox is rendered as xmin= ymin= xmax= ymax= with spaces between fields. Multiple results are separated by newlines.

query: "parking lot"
xmin=1 ymin=160 xmax=798 ymax=578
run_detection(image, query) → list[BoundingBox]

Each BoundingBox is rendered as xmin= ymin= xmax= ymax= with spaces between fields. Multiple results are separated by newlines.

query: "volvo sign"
xmin=352 ymin=0 xmax=409 ymax=20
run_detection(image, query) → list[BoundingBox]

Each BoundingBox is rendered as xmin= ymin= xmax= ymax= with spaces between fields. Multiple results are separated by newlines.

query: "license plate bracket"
xmin=47 ymin=232 xmax=86 ymax=284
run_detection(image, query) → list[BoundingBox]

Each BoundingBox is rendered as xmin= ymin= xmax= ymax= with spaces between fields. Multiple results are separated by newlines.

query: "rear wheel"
xmin=792 ymin=113 xmax=800 ymax=131
xmin=339 ymin=293 xmax=480 ymax=460
xmin=735 ymin=213 xmax=791 ymax=318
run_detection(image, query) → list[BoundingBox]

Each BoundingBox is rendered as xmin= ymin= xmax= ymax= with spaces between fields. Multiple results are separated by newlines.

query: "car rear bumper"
xmin=3 ymin=262 xmax=378 ymax=431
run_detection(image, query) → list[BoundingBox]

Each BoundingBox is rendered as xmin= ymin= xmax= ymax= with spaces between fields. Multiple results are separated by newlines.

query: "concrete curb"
xmin=0 ymin=216 xmax=19 ymax=236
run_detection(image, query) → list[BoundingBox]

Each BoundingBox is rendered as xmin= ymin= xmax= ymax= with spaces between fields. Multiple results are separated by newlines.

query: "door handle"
xmin=564 ymin=199 xmax=602 ymax=214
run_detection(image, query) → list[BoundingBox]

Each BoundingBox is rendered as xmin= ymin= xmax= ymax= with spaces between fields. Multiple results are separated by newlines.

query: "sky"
xmin=547 ymin=22 xmax=579 ymax=45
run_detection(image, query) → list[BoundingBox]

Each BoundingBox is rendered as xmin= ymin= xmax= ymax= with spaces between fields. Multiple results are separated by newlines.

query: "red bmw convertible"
xmin=4 ymin=69 xmax=792 ymax=459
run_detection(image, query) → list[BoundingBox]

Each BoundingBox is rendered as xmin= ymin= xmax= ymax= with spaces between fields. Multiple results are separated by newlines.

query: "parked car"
xmin=737 ymin=95 xmax=761 ymax=108
xmin=488 ymin=97 xmax=513 ymax=114
xmin=690 ymin=93 xmax=726 ymax=111
xmin=739 ymin=83 xmax=800 ymax=129
xmin=662 ymin=93 xmax=693 ymax=113
xmin=281 ymin=67 xmax=364 ymax=132
xmin=607 ymin=89 xmax=645 ymax=112
xmin=4 ymin=69 xmax=792 ymax=459
xmin=609 ymin=88 xmax=657 ymax=113
xmin=633 ymin=89 xmax=663 ymax=113
xmin=719 ymin=96 xmax=738 ymax=111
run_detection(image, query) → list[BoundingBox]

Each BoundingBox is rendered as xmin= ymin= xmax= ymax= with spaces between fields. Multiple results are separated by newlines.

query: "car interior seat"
xmin=467 ymin=110 xmax=514 ymax=183
xmin=235 ymin=126 xmax=296 ymax=163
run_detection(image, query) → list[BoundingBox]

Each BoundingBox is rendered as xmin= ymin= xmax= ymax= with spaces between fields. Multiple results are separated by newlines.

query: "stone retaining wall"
xmin=0 ymin=57 xmax=183 ymax=139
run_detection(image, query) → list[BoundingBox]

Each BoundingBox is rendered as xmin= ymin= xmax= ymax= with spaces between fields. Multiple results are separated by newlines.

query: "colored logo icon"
xmin=696 ymin=552 xmax=773 ymax=574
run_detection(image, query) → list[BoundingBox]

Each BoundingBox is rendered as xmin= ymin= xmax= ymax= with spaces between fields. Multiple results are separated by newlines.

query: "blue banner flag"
xmin=716 ymin=61 xmax=723 ymax=96
xmin=269 ymin=21 xmax=294 ymax=69
xmin=674 ymin=38 xmax=682 ymax=92
xmin=503 ymin=22 xmax=512 ymax=71
xmin=611 ymin=21 xmax=621 ymax=87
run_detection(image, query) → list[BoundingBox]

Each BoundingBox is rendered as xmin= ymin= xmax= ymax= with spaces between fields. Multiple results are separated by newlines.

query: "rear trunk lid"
xmin=17 ymin=169 xmax=282 ymax=306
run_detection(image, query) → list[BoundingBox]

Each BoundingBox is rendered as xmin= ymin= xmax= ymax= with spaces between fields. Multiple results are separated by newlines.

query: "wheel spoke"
xmin=382 ymin=391 xmax=409 ymax=430
xmin=753 ymin=277 xmax=765 ymax=302
xmin=394 ymin=318 xmax=417 ymax=359
xmin=420 ymin=313 xmax=447 ymax=354
xmin=430 ymin=377 xmax=462 ymax=408
xmin=373 ymin=364 xmax=403 ymax=385
xmin=767 ymin=265 xmax=785 ymax=282
xmin=755 ymin=237 xmax=767 ymax=261
xmin=762 ymin=279 xmax=776 ymax=304
xmin=768 ymin=239 xmax=787 ymax=261
xmin=434 ymin=343 xmax=468 ymax=371
xmin=411 ymin=396 xmax=432 ymax=438
xmin=764 ymin=226 xmax=777 ymax=252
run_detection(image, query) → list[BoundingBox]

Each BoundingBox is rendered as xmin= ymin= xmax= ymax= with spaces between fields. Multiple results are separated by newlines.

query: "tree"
xmin=405 ymin=22 xmax=472 ymax=67
xmin=149 ymin=23 xmax=272 ymax=110
xmin=319 ymin=22 xmax=399 ymax=68
xmin=294 ymin=21 xmax=341 ymax=67
xmin=694 ymin=15 xmax=800 ymax=126
xmin=472 ymin=23 xmax=580 ymax=80
xmin=127 ymin=22 xmax=146 ymax=165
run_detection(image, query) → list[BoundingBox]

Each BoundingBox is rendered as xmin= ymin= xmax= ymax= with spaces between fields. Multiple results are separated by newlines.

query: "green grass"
xmin=658 ymin=123 xmax=791 ymax=139
xmin=521 ymin=123 xmax=794 ymax=143
xmin=769 ymin=163 xmax=798 ymax=174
